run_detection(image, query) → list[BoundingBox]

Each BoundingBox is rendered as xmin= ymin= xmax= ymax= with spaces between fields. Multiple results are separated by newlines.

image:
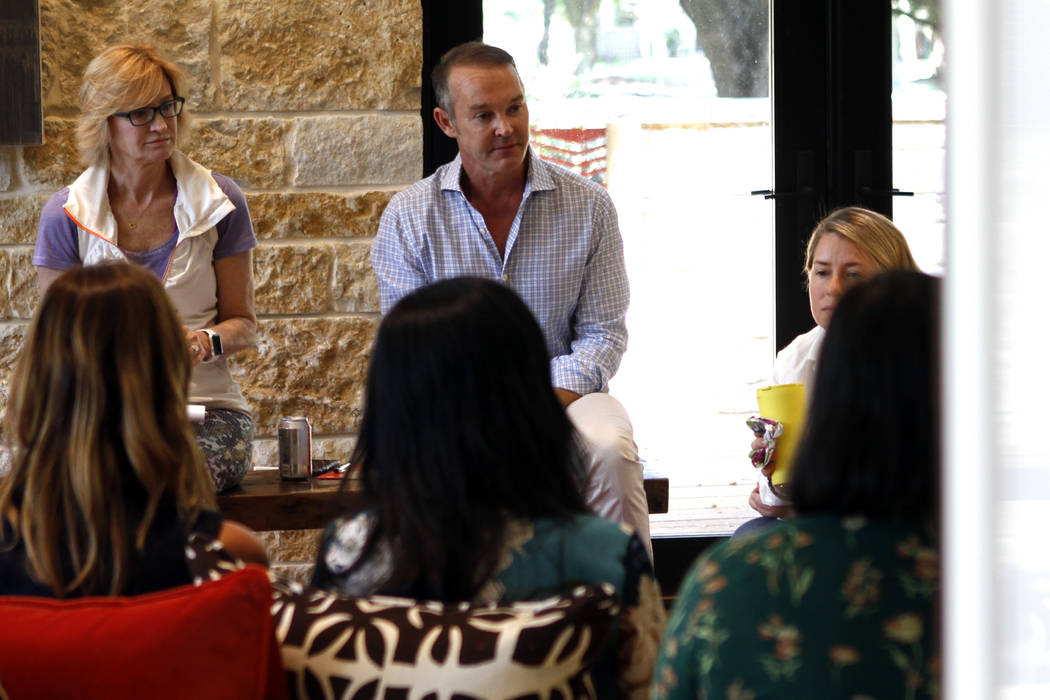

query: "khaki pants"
xmin=567 ymin=393 xmax=653 ymax=564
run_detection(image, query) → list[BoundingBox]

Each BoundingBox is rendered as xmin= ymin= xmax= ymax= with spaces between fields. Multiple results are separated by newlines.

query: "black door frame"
xmin=771 ymin=0 xmax=894 ymax=350
xmin=421 ymin=0 xmax=483 ymax=177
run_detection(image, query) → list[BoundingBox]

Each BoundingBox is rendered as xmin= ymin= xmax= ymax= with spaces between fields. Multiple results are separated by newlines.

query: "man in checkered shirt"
xmin=372 ymin=42 xmax=651 ymax=562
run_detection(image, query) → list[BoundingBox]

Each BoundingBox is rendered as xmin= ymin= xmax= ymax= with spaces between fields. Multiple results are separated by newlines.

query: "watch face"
xmin=211 ymin=333 xmax=223 ymax=357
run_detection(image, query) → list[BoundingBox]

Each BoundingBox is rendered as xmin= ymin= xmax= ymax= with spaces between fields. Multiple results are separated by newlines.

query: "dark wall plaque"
xmin=0 ymin=0 xmax=43 ymax=146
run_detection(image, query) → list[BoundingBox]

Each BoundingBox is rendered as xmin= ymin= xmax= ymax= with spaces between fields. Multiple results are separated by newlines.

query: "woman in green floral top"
xmin=654 ymin=272 xmax=940 ymax=699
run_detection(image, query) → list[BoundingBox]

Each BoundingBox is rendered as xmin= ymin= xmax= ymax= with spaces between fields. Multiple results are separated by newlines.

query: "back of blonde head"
xmin=0 ymin=263 xmax=215 ymax=596
xmin=804 ymin=206 xmax=919 ymax=277
xmin=77 ymin=45 xmax=189 ymax=168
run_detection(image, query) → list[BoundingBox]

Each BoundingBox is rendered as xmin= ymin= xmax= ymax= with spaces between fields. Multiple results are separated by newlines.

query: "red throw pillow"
xmin=0 ymin=566 xmax=287 ymax=700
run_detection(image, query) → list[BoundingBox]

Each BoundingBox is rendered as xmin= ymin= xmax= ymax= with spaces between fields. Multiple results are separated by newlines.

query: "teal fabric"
xmin=653 ymin=515 xmax=940 ymax=700
xmin=491 ymin=516 xmax=643 ymax=700
xmin=491 ymin=515 xmax=635 ymax=603
xmin=312 ymin=512 xmax=645 ymax=605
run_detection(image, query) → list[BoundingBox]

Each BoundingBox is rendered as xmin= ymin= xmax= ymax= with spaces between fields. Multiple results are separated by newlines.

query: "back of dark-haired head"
xmin=351 ymin=276 xmax=587 ymax=600
xmin=431 ymin=41 xmax=517 ymax=117
xmin=790 ymin=271 xmax=940 ymax=523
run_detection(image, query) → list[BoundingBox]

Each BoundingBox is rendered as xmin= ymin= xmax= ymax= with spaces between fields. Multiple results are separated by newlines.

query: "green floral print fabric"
xmin=653 ymin=515 xmax=939 ymax=700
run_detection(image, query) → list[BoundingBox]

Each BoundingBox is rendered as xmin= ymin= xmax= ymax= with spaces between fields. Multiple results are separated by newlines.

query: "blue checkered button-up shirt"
xmin=372 ymin=150 xmax=629 ymax=395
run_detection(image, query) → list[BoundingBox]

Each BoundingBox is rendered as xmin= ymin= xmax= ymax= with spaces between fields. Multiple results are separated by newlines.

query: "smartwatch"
xmin=201 ymin=329 xmax=223 ymax=359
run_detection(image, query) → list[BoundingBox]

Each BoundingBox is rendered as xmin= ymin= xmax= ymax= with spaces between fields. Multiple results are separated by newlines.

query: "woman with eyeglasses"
xmin=33 ymin=45 xmax=258 ymax=492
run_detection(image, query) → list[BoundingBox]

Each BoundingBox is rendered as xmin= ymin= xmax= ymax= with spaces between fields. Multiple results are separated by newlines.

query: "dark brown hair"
xmin=1 ymin=263 xmax=215 ymax=596
xmin=348 ymin=277 xmax=588 ymax=601
xmin=791 ymin=271 xmax=940 ymax=523
xmin=431 ymin=41 xmax=517 ymax=117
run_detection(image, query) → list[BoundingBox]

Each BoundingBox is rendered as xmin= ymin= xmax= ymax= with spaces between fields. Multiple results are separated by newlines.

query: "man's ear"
xmin=433 ymin=106 xmax=458 ymax=139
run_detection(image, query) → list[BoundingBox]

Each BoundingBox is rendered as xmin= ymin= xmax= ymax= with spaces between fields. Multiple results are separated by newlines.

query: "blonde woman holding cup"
xmin=740 ymin=207 xmax=919 ymax=534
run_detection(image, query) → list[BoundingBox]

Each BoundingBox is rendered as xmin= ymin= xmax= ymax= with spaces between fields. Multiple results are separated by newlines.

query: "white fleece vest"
xmin=62 ymin=151 xmax=250 ymax=414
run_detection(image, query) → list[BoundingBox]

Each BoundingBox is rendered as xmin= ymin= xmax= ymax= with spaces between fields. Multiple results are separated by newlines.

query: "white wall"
xmin=944 ymin=1 xmax=1050 ymax=697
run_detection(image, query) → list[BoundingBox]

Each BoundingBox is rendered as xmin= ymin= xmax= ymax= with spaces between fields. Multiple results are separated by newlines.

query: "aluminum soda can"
xmin=278 ymin=416 xmax=312 ymax=480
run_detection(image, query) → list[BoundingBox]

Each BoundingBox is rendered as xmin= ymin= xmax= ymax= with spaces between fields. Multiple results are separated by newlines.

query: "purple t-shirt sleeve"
xmin=211 ymin=173 xmax=257 ymax=260
xmin=34 ymin=188 xmax=82 ymax=270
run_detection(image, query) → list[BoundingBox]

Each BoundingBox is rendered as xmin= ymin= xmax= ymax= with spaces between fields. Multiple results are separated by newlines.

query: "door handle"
xmin=859 ymin=186 xmax=914 ymax=197
xmin=752 ymin=150 xmax=815 ymax=200
xmin=750 ymin=188 xmax=814 ymax=200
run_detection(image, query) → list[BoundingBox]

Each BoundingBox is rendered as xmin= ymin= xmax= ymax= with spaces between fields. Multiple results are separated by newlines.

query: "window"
xmin=425 ymin=0 xmax=947 ymax=535
xmin=483 ymin=1 xmax=773 ymax=534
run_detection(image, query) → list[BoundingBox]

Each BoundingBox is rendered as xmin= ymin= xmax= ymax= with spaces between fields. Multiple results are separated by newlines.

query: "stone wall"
xmin=0 ymin=0 xmax=423 ymax=578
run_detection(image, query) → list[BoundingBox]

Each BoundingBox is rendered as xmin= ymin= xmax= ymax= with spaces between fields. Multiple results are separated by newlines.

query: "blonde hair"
xmin=804 ymin=206 xmax=919 ymax=282
xmin=0 ymin=263 xmax=216 ymax=596
xmin=77 ymin=45 xmax=190 ymax=168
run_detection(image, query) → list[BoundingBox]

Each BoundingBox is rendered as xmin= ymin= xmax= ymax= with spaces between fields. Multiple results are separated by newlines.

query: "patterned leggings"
xmin=192 ymin=408 xmax=253 ymax=492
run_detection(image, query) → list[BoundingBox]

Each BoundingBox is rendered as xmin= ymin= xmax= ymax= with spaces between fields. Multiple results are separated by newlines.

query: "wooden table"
xmin=219 ymin=467 xmax=670 ymax=532
xmin=642 ymin=468 xmax=669 ymax=515
xmin=217 ymin=469 xmax=362 ymax=532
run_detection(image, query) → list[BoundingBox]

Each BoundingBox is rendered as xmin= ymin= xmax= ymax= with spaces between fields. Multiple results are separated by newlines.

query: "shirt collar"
xmin=806 ymin=325 xmax=826 ymax=363
xmin=64 ymin=150 xmax=233 ymax=243
xmin=439 ymin=147 xmax=556 ymax=196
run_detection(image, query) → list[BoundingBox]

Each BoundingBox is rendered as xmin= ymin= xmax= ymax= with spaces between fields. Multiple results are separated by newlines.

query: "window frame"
xmin=421 ymin=0 xmax=482 ymax=177
xmin=771 ymin=0 xmax=894 ymax=349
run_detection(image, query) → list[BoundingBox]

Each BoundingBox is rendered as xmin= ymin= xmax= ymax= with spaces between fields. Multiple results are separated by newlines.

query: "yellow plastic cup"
xmin=756 ymin=383 xmax=807 ymax=486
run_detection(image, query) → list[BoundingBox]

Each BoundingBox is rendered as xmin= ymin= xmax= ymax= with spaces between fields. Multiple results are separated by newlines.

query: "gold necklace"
xmin=115 ymin=197 xmax=151 ymax=231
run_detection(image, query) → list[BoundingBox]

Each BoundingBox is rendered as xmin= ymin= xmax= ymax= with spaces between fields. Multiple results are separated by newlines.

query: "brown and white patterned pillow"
xmin=185 ymin=534 xmax=620 ymax=699
xmin=270 ymin=576 xmax=620 ymax=700
xmin=185 ymin=532 xmax=245 ymax=583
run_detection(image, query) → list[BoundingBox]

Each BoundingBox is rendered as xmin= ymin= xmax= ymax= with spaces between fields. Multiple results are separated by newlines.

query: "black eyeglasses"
xmin=113 ymin=97 xmax=185 ymax=127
